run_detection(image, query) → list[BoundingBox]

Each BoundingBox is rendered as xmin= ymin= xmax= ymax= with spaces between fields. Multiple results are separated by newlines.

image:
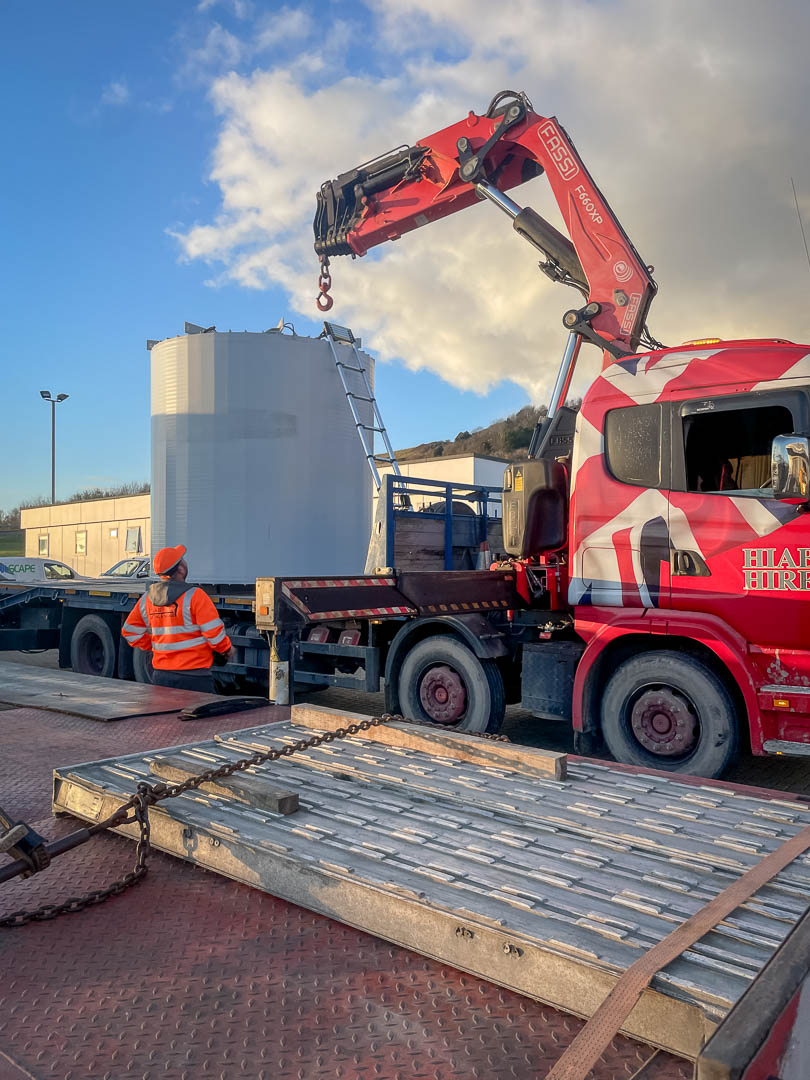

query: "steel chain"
xmin=0 ymin=712 xmax=508 ymax=927
xmin=316 ymin=254 xmax=333 ymax=311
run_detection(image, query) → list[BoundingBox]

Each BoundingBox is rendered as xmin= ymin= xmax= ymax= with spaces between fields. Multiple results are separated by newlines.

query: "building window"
xmin=38 ymin=535 xmax=48 ymax=556
xmin=110 ymin=528 xmax=118 ymax=539
xmin=75 ymin=530 xmax=87 ymax=555
xmin=125 ymin=526 xmax=142 ymax=553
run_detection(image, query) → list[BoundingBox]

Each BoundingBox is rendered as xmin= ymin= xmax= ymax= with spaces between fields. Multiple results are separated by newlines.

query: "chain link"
xmin=1 ymin=711 xmax=508 ymax=927
xmin=316 ymin=254 xmax=333 ymax=311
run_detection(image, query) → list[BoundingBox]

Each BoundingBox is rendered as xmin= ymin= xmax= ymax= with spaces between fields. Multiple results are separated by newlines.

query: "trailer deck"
xmin=0 ymin=698 xmax=691 ymax=1080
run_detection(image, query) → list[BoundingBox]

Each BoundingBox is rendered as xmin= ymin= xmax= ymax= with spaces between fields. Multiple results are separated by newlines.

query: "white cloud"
xmin=172 ymin=0 xmax=810 ymax=404
xmin=255 ymin=7 xmax=313 ymax=49
xmin=197 ymin=0 xmax=253 ymax=17
xmin=100 ymin=80 xmax=130 ymax=106
xmin=176 ymin=24 xmax=245 ymax=85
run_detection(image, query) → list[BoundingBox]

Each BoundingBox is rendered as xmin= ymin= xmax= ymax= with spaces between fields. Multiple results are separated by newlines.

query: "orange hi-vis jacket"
xmin=122 ymin=581 xmax=231 ymax=671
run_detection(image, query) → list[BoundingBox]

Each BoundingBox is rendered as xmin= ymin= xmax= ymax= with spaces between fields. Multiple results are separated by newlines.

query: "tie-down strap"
xmin=546 ymin=820 xmax=810 ymax=1080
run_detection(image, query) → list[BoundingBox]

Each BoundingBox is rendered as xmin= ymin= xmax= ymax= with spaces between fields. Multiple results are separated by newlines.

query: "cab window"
xmin=604 ymin=403 xmax=666 ymax=488
xmin=680 ymin=397 xmax=801 ymax=495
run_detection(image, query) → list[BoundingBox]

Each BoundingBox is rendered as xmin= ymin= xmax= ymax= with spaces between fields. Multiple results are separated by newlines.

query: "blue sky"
xmin=0 ymin=0 xmax=530 ymax=510
xmin=2 ymin=0 xmax=809 ymax=511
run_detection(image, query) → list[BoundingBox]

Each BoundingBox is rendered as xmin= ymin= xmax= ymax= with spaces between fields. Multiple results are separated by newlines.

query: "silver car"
xmin=99 ymin=556 xmax=154 ymax=580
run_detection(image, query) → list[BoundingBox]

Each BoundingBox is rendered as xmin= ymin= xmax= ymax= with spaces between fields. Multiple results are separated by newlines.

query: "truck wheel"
xmin=398 ymin=635 xmax=505 ymax=734
xmin=601 ymin=651 xmax=738 ymax=778
xmin=117 ymin=640 xmax=135 ymax=680
xmin=132 ymin=648 xmax=155 ymax=684
xmin=70 ymin=615 xmax=117 ymax=678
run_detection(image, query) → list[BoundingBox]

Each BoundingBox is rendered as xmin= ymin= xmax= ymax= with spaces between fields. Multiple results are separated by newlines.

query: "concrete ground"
xmin=3 ymin=650 xmax=810 ymax=796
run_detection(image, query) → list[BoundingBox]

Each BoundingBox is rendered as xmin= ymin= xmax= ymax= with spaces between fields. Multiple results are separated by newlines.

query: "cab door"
xmin=667 ymin=388 xmax=810 ymax=655
xmin=570 ymin=399 xmax=675 ymax=610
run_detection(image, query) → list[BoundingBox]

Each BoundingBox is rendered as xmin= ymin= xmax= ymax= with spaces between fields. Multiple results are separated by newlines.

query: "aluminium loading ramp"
xmin=1 ymin=702 xmax=692 ymax=1080
xmin=50 ymin=705 xmax=810 ymax=1062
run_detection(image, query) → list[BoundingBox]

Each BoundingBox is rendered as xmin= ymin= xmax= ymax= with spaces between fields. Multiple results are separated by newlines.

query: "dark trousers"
xmin=152 ymin=667 xmax=217 ymax=694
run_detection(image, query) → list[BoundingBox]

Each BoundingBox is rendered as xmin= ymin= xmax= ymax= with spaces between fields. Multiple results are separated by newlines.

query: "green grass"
xmin=0 ymin=530 xmax=25 ymax=556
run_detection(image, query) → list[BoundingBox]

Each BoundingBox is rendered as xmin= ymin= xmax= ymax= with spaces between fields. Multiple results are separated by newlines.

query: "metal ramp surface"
xmin=52 ymin=706 xmax=810 ymax=1060
xmin=0 ymin=660 xmax=221 ymax=720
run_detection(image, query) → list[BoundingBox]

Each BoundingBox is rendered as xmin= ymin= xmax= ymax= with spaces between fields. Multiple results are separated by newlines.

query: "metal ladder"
xmin=321 ymin=321 xmax=402 ymax=491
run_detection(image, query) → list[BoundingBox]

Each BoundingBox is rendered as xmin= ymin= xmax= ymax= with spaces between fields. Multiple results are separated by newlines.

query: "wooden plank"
xmin=149 ymin=752 xmax=299 ymax=814
xmin=290 ymin=703 xmax=567 ymax=780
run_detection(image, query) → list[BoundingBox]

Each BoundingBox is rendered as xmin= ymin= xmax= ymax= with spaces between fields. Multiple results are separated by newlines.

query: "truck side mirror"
xmin=771 ymin=434 xmax=810 ymax=501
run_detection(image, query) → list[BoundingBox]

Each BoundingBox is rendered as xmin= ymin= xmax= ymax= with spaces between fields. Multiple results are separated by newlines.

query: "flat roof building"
xmin=21 ymin=495 xmax=150 ymax=578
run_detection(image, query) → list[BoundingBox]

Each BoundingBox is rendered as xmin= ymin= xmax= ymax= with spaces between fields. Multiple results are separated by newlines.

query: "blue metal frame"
xmin=384 ymin=475 xmax=503 ymax=570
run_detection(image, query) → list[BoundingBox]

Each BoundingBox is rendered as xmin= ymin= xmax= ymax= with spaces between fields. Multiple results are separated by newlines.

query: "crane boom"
xmin=314 ymin=91 xmax=657 ymax=362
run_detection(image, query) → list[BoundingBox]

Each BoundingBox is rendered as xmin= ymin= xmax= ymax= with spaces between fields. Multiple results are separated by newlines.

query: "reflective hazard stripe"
xmin=207 ymin=628 xmax=227 ymax=646
xmin=150 ymin=624 xmax=196 ymax=636
xmin=199 ymin=617 xmax=222 ymax=632
xmin=151 ymin=636 xmax=207 ymax=652
xmin=182 ymin=589 xmax=195 ymax=629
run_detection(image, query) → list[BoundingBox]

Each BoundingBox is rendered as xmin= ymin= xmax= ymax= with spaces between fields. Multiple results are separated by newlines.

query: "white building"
xmin=22 ymin=495 xmax=150 ymax=577
xmin=377 ymin=453 xmax=508 ymax=514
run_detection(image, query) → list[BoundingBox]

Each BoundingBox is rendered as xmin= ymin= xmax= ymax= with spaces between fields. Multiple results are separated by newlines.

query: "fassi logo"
xmin=537 ymin=122 xmax=579 ymax=181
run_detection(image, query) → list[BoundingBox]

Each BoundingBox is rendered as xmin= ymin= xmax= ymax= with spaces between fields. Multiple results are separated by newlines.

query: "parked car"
xmin=0 ymin=557 xmax=88 ymax=583
xmin=98 ymin=556 xmax=153 ymax=580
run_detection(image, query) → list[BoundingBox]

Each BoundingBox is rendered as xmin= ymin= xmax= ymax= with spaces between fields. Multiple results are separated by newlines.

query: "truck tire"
xmin=132 ymin=648 xmax=155 ymax=684
xmin=70 ymin=615 xmax=117 ymax=679
xmin=601 ymin=651 xmax=739 ymax=778
xmin=117 ymin=640 xmax=135 ymax=680
xmin=398 ymin=635 xmax=505 ymax=734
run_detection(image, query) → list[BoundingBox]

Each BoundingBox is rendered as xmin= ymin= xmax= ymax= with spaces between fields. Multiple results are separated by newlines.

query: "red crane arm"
xmin=314 ymin=92 xmax=657 ymax=359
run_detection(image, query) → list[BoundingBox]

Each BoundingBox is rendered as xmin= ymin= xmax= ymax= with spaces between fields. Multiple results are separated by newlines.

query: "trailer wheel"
xmin=398 ymin=635 xmax=505 ymax=734
xmin=117 ymin=640 xmax=135 ymax=681
xmin=70 ymin=615 xmax=117 ymax=679
xmin=132 ymin=648 xmax=156 ymax=682
xmin=132 ymin=648 xmax=155 ymax=684
xmin=601 ymin=651 xmax=738 ymax=778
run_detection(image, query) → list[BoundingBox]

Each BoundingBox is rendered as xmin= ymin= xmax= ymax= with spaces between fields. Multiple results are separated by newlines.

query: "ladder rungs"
xmin=345 ymin=393 xmax=374 ymax=403
xmin=336 ymin=362 xmax=366 ymax=373
xmin=358 ymin=424 xmax=385 ymax=433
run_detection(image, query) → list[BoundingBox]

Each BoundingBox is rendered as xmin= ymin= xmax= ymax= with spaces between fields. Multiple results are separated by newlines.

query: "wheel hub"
xmin=419 ymin=665 xmax=466 ymax=724
xmin=629 ymin=688 xmax=698 ymax=756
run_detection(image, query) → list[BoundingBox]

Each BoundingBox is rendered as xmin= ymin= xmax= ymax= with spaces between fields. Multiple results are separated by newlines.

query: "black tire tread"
xmin=398 ymin=635 xmax=505 ymax=734
xmin=69 ymin=614 xmax=117 ymax=679
xmin=600 ymin=650 xmax=739 ymax=778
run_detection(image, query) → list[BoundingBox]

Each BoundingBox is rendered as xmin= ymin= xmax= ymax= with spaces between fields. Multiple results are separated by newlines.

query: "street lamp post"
xmin=40 ymin=391 xmax=69 ymax=505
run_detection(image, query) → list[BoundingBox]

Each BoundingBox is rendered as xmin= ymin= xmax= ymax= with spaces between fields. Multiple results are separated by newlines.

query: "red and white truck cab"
xmin=567 ymin=338 xmax=810 ymax=774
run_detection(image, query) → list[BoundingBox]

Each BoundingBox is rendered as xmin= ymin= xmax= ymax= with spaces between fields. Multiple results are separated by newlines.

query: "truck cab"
xmin=564 ymin=338 xmax=810 ymax=773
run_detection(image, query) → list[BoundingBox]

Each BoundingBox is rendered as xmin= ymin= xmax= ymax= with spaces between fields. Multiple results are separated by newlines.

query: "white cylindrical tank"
xmin=151 ymin=330 xmax=373 ymax=582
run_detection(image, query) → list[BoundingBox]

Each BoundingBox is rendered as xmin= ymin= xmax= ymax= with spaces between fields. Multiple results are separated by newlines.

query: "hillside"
xmin=395 ymin=404 xmax=548 ymax=463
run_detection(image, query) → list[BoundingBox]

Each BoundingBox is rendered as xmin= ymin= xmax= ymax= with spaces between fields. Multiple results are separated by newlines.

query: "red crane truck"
xmin=256 ymin=89 xmax=810 ymax=780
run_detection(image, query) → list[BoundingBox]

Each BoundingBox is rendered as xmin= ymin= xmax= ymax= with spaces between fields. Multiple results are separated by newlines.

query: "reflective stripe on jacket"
xmin=122 ymin=583 xmax=231 ymax=671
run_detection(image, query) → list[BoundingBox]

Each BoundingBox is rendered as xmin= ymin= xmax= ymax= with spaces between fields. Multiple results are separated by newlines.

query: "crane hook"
xmin=316 ymin=255 xmax=334 ymax=311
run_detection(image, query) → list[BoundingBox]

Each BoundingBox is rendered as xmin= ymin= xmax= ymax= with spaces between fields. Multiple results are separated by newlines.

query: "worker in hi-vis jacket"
xmin=122 ymin=545 xmax=233 ymax=694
